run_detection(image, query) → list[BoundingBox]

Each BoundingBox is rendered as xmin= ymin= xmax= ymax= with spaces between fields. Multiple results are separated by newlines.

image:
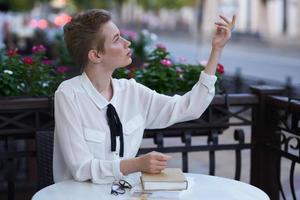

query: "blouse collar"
xmin=80 ymin=72 xmax=117 ymax=110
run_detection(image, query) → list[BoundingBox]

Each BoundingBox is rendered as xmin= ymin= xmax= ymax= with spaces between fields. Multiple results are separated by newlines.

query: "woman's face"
xmin=100 ymin=21 xmax=132 ymax=69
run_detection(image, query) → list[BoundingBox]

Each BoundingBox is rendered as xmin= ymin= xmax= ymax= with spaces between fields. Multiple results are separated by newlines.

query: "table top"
xmin=32 ymin=173 xmax=270 ymax=200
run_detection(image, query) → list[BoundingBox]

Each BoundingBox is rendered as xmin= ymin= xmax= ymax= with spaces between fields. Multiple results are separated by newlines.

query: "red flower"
xmin=22 ymin=57 xmax=33 ymax=65
xmin=128 ymin=66 xmax=137 ymax=71
xmin=128 ymin=71 xmax=134 ymax=79
xmin=57 ymin=66 xmax=69 ymax=74
xmin=217 ymin=63 xmax=224 ymax=74
xmin=32 ymin=44 xmax=46 ymax=53
xmin=6 ymin=48 xmax=18 ymax=57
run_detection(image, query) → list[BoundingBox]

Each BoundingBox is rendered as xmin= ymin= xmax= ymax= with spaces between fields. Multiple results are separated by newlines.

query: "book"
xmin=140 ymin=168 xmax=188 ymax=191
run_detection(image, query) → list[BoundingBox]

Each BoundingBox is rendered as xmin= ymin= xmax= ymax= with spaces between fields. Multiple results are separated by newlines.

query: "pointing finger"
xmin=231 ymin=15 xmax=236 ymax=29
xmin=219 ymin=15 xmax=230 ymax=24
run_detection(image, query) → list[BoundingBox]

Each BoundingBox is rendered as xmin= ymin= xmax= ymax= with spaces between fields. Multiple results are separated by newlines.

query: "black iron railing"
xmin=264 ymin=96 xmax=300 ymax=200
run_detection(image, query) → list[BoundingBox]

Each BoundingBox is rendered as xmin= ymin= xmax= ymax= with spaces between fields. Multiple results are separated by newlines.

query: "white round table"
xmin=32 ymin=173 xmax=270 ymax=200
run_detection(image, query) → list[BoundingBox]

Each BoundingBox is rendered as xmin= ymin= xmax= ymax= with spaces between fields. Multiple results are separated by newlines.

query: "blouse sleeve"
xmin=135 ymin=71 xmax=217 ymax=129
xmin=54 ymin=90 xmax=123 ymax=184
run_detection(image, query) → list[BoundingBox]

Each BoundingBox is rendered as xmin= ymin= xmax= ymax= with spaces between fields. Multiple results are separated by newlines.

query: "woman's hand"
xmin=212 ymin=15 xmax=236 ymax=50
xmin=137 ymin=151 xmax=171 ymax=174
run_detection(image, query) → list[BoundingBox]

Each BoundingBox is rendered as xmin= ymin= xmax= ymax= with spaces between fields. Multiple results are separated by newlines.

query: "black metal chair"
xmin=35 ymin=130 xmax=54 ymax=190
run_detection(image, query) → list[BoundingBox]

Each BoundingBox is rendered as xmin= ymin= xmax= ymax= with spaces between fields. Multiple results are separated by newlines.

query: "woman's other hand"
xmin=137 ymin=151 xmax=171 ymax=174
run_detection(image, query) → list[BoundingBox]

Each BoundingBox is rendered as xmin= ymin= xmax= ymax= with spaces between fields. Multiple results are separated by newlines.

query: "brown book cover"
xmin=140 ymin=168 xmax=188 ymax=191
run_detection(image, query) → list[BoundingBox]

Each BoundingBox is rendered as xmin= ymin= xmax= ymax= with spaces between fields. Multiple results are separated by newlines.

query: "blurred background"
xmin=0 ymin=0 xmax=299 ymax=94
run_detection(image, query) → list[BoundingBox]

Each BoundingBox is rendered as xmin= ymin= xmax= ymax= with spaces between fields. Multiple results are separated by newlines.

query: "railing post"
xmin=250 ymin=85 xmax=284 ymax=200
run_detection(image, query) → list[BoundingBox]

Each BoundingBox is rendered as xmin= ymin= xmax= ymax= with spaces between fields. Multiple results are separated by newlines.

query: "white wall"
xmin=267 ymin=0 xmax=283 ymax=37
xmin=235 ymin=0 xmax=247 ymax=32
xmin=266 ymin=0 xmax=299 ymax=37
xmin=203 ymin=0 xmax=300 ymax=39
xmin=213 ymin=0 xmax=264 ymax=35
xmin=298 ymin=0 xmax=300 ymax=37
xmin=202 ymin=0 xmax=218 ymax=33
xmin=288 ymin=0 xmax=298 ymax=37
xmin=251 ymin=0 xmax=260 ymax=33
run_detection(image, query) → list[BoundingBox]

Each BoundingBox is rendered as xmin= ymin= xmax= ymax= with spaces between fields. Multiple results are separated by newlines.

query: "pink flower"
xmin=179 ymin=57 xmax=187 ymax=63
xmin=199 ymin=60 xmax=208 ymax=66
xmin=175 ymin=67 xmax=183 ymax=74
xmin=217 ymin=63 xmax=224 ymax=74
xmin=160 ymin=59 xmax=172 ymax=67
xmin=142 ymin=63 xmax=149 ymax=68
xmin=32 ymin=44 xmax=46 ymax=53
xmin=175 ymin=67 xmax=184 ymax=78
xmin=42 ymin=59 xmax=53 ymax=65
xmin=6 ymin=48 xmax=18 ymax=57
xmin=121 ymin=30 xmax=137 ymax=40
xmin=57 ymin=66 xmax=69 ymax=74
xmin=22 ymin=57 xmax=33 ymax=65
xmin=156 ymin=43 xmax=167 ymax=51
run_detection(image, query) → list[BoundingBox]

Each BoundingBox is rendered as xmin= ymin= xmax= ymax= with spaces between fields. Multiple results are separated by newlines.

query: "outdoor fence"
xmin=220 ymin=73 xmax=300 ymax=98
xmin=0 ymin=85 xmax=299 ymax=200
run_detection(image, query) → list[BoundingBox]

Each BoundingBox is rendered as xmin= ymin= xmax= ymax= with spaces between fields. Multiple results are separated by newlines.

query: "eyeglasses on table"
xmin=110 ymin=180 xmax=132 ymax=195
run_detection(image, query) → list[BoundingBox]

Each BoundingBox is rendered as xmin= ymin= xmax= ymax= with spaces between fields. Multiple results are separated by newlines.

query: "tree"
xmin=138 ymin=0 xmax=196 ymax=10
xmin=261 ymin=0 xmax=268 ymax=5
xmin=6 ymin=0 xmax=39 ymax=11
xmin=71 ymin=0 xmax=111 ymax=10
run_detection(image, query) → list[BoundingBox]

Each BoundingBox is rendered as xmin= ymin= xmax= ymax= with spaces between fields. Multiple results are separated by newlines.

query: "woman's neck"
xmin=84 ymin=65 xmax=114 ymax=101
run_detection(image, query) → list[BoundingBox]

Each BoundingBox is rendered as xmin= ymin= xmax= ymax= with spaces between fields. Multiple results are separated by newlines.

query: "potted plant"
xmin=0 ymin=44 xmax=68 ymax=136
xmin=0 ymin=45 xmax=68 ymax=187
xmin=0 ymin=45 xmax=67 ymax=97
xmin=114 ymin=42 xmax=225 ymax=94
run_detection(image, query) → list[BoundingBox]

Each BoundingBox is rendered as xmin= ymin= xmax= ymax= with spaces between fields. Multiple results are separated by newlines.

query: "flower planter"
xmin=0 ymin=96 xmax=54 ymax=193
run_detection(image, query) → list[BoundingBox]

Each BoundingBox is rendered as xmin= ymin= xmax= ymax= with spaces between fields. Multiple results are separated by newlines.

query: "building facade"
xmin=202 ymin=0 xmax=300 ymax=42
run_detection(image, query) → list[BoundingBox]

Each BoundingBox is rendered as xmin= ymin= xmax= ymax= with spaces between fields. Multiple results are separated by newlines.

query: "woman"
xmin=54 ymin=9 xmax=235 ymax=184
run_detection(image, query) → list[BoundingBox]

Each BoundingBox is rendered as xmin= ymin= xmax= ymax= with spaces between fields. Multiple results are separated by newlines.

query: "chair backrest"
xmin=35 ymin=130 xmax=54 ymax=190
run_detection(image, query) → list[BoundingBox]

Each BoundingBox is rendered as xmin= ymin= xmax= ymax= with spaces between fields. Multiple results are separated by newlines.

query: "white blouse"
xmin=53 ymin=71 xmax=217 ymax=184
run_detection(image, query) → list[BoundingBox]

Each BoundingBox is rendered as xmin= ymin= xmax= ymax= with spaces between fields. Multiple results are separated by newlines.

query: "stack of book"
xmin=140 ymin=168 xmax=188 ymax=191
xmin=129 ymin=168 xmax=188 ymax=199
